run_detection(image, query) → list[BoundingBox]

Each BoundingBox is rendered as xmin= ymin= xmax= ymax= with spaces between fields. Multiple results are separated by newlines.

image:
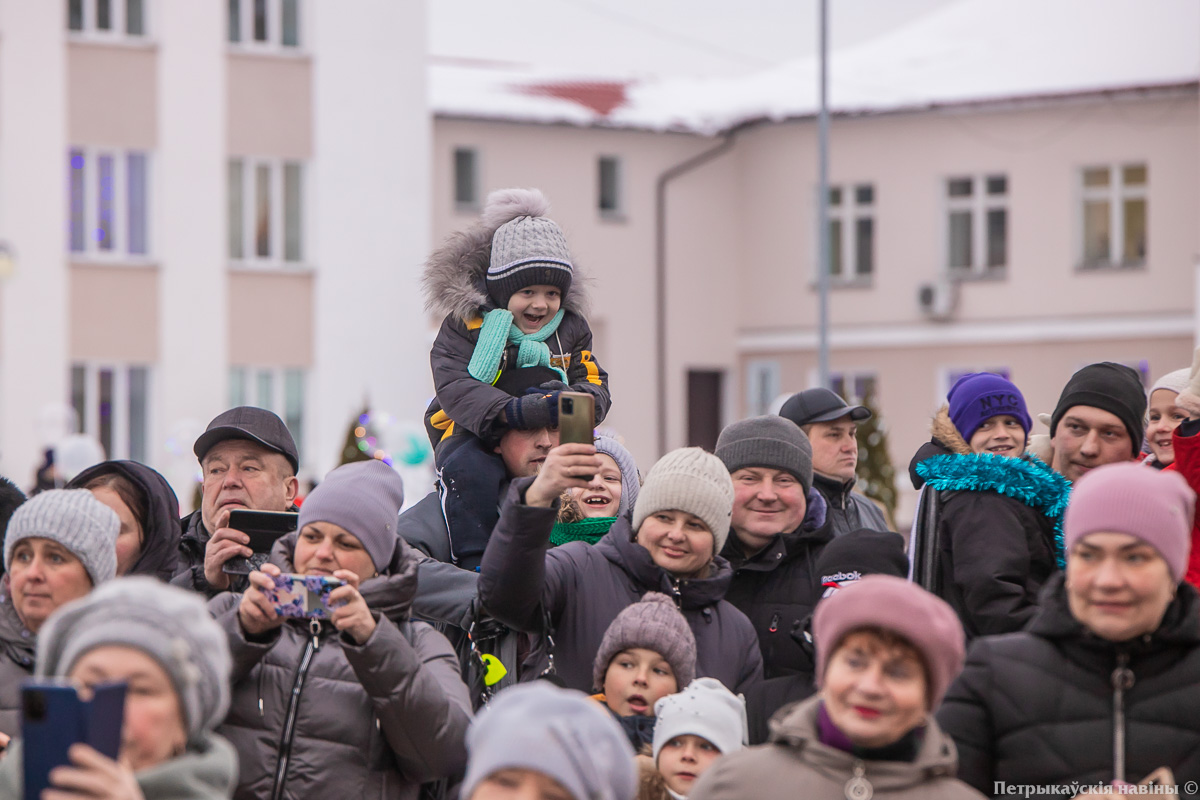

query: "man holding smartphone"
xmin=172 ymin=407 xmax=300 ymax=598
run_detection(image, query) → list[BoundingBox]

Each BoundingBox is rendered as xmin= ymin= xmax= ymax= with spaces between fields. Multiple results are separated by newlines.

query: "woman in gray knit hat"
xmin=479 ymin=445 xmax=763 ymax=696
xmin=210 ymin=459 xmax=472 ymax=800
xmin=0 ymin=489 xmax=119 ymax=743
xmin=0 ymin=577 xmax=237 ymax=799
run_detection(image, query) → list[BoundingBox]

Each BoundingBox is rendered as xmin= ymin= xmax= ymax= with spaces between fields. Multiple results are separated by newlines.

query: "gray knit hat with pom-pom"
xmin=484 ymin=188 xmax=573 ymax=308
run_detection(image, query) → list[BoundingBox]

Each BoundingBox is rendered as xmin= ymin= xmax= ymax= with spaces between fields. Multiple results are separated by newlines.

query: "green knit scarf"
xmin=550 ymin=517 xmax=617 ymax=547
xmin=467 ymin=308 xmax=568 ymax=384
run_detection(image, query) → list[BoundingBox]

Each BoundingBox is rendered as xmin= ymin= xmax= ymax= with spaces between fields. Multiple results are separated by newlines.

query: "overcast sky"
xmin=429 ymin=0 xmax=959 ymax=79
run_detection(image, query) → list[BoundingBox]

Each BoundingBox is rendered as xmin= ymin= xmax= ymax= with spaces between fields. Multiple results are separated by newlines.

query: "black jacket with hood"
xmin=909 ymin=407 xmax=1068 ymax=639
xmin=720 ymin=487 xmax=833 ymax=679
xmin=811 ymin=472 xmax=889 ymax=537
xmin=421 ymin=192 xmax=610 ymax=447
xmin=68 ymin=460 xmax=183 ymax=581
xmin=938 ymin=574 xmax=1200 ymax=795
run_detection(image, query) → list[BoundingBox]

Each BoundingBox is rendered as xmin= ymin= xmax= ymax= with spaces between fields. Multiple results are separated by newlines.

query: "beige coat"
xmin=689 ymin=696 xmax=984 ymax=800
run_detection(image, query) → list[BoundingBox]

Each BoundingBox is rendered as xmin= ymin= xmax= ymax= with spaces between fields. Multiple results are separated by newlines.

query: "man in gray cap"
xmin=171 ymin=406 xmax=300 ymax=597
xmin=715 ymin=416 xmax=832 ymax=679
xmin=778 ymin=388 xmax=889 ymax=537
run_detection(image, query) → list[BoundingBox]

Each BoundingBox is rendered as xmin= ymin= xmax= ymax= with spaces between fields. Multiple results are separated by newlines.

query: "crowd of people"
xmin=0 ymin=188 xmax=1199 ymax=799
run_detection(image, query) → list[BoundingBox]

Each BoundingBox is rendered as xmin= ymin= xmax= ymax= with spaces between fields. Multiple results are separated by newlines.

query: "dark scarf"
xmin=816 ymin=701 xmax=923 ymax=763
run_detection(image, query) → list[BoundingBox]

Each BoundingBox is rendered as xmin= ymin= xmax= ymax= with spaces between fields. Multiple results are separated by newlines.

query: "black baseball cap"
xmin=193 ymin=406 xmax=299 ymax=473
xmin=779 ymin=388 xmax=871 ymax=427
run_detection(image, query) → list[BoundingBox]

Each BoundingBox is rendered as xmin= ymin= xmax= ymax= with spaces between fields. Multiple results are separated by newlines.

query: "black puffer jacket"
xmin=909 ymin=409 xmax=1068 ymax=639
xmin=812 ymin=472 xmax=889 ymax=537
xmin=938 ymin=574 xmax=1200 ymax=795
xmin=720 ymin=488 xmax=833 ymax=678
xmin=479 ymin=478 xmax=763 ymax=695
xmin=68 ymin=460 xmax=182 ymax=581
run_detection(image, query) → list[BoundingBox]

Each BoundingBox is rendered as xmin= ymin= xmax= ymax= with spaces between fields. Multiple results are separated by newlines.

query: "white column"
xmin=310 ymin=0 xmax=432 ymax=479
xmin=156 ymin=1 xmax=227 ymax=503
xmin=0 ymin=2 xmax=68 ymax=485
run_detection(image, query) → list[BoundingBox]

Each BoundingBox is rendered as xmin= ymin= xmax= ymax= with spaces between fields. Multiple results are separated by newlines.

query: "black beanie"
xmin=1050 ymin=362 xmax=1147 ymax=458
xmin=810 ymin=528 xmax=908 ymax=606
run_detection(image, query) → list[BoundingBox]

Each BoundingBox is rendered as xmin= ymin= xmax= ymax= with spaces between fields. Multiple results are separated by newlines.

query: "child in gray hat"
xmin=0 ymin=577 xmax=237 ymax=799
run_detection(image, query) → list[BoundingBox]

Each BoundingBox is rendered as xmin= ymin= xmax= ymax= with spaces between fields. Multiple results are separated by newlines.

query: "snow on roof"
xmin=430 ymin=0 xmax=1200 ymax=134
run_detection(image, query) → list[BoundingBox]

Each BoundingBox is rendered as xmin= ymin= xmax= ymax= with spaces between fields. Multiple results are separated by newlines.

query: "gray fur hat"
xmin=462 ymin=682 xmax=637 ymax=800
xmin=4 ymin=489 xmax=119 ymax=586
xmin=632 ymin=448 xmax=734 ymax=554
xmin=595 ymin=434 xmax=640 ymax=518
xmin=592 ymin=592 xmax=697 ymax=692
xmin=298 ymin=460 xmax=405 ymax=573
xmin=36 ymin=577 xmax=231 ymax=746
xmin=715 ymin=415 xmax=815 ymax=495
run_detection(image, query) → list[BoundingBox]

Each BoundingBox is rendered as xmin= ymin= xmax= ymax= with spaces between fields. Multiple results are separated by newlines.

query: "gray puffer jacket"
xmin=210 ymin=535 xmax=472 ymax=800
xmin=0 ymin=599 xmax=35 ymax=739
xmin=479 ymin=478 xmax=763 ymax=694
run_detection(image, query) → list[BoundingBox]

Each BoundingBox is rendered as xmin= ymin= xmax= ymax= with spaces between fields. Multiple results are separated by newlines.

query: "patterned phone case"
xmin=264 ymin=573 xmax=345 ymax=619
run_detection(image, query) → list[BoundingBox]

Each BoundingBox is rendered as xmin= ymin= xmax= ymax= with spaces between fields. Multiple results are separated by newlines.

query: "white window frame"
xmin=71 ymin=362 xmax=153 ymax=462
xmin=68 ymin=147 xmax=153 ymax=262
xmin=945 ymin=174 xmax=1007 ymax=277
xmin=228 ymin=157 xmax=306 ymax=269
xmin=745 ymin=359 xmax=782 ymax=417
xmin=824 ymin=183 xmax=874 ymax=285
xmin=228 ymin=0 xmax=305 ymax=52
xmin=229 ymin=365 xmax=307 ymax=461
xmin=67 ymin=0 xmax=151 ymax=41
xmin=1078 ymin=163 xmax=1148 ymax=270
xmin=937 ymin=366 xmax=1011 ymax=403
xmin=830 ymin=370 xmax=878 ymax=404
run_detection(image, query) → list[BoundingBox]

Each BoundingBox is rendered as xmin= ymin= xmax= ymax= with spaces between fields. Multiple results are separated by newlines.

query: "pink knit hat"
xmin=1064 ymin=461 xmax=1195 ymax=582
xmin=812 ymin=575 xmax=965 ymax=709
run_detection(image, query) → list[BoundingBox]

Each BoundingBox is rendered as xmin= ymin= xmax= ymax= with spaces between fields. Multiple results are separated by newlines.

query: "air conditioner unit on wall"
xmin=917 ymin=277 xmax=960 ymax=321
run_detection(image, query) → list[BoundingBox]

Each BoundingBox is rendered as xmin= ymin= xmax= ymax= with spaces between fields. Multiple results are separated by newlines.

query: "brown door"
xmin=687 ymin=370 xmax=723 ymax=451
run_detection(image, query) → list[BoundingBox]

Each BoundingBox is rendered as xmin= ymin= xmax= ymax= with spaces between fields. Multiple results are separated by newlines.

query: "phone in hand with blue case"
xmin=22 ymin=680 xmax=126 ymax=800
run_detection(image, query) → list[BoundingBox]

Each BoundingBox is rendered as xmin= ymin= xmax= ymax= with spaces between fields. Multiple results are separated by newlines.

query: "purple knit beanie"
xmin=947 ymin=372 xmax=1032 ymax=442
xmin=298 ymin=460 xmax=405 ymax=573
xmin=1064 ymin=461 xmax=1194 ymax=582
xmin=813 ymin=575 xmax=965 ymax=709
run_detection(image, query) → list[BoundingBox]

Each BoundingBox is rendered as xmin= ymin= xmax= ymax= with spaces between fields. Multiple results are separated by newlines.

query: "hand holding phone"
xmin=23 ymin=681 xmax=126 ymax=800
xmin=222 ymin=510 xmax=299 ymax=576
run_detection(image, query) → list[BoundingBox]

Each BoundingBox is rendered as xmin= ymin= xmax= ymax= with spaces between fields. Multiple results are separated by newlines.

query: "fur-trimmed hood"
xmin=423 ymin=188 xmax=591 ymax=321
xmin=931 ymin=405 xmax=972 ymax=455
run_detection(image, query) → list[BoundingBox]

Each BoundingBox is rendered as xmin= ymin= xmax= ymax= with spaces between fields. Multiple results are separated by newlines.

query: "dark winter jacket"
xmin=812 ymin=472 xmax=889 ymax=537
xmin=720 ymin=488 xmax=833 ymax=679
xmin=938 ymin=574 xmax=1200 ymax=795
xmin=692 ymin=695 xmax=984 ymax=800
xmin=909 ymin=409 xmax=1070 ymax=639
xmin=0 ymin=600 xmax=34 ymax=739
xmin=478 ymin=478 xmax=763 ymax=695
xmin=67 ymin=460 xmax=182 ymax=581
xmin=422 ymin=213 xmax=609 ymax=447
xmin=210 ymin=533 xmax=472 ymax=800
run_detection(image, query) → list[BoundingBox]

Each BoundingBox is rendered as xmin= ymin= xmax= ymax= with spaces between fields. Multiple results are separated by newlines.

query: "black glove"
xmin=504 ymin=391 xmax=559 ymax=430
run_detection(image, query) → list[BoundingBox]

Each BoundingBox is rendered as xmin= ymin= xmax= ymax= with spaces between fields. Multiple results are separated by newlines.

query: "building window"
xmin=745 ymin=359 xmax=782 ymax=417
xmin=228 ymin=158 xmax=305 ymax=266
xmin=598 ymin=156 xmax=622 ymax=216
xmin=946 ymin=174 xmax=1006 ymax=276
xmin=68 ymin=148 xmax=151 ymax=259
xmin=831 ymin=371 xmax=877 ymax=405
xmin=1080 ymin=164 xmax=1147 ymax=269
xmin=228 ymin=0 xmax=301 ymax=48
xmin=229 ymin=366 xmax=306 ymax=459
xmin=827 ymin=183 xmax=874 ymax=282
xmin=70 ymin=363 xmax=151 ymax=463
xmin=453 ymin=148 xmax=479 ymax=209
xmin=67 ymin=0 xmax=147 ymax=37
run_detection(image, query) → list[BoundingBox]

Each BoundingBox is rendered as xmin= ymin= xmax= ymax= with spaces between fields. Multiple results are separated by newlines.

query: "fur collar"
xmin=422 ymin=188 xmax=591 ymax=321
xmin=930 ymin=405 xmax=972 ymax=454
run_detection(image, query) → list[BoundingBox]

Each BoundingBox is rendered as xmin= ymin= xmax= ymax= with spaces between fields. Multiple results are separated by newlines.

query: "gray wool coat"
xmin=478 ymin=478 xmax=763 ymax=695
xmin=210 ymin=536 xmax=472 ymax=800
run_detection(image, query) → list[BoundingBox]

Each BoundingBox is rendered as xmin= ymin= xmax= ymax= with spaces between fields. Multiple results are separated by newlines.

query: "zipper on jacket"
xmin=270 ymin=620 xmax=322 ymax=800
xmin=669 ymin=579 xmax=683 ymax=608
xmin=844 ymin=759 xmax=872 ymax=800
xmin=769 ymin=613 xmax=780 ymax=633
xmin=1111 ymin=651 xmax=1134 ymax=784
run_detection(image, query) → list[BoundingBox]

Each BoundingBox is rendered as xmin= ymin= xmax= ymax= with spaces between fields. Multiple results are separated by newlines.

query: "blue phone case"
xmin=22 ymin=681 xmax=126 ymax=800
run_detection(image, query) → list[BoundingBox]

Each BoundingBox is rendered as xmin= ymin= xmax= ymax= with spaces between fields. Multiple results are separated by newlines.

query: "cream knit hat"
xmin=632 ymin=448 xmax=734 ymax=553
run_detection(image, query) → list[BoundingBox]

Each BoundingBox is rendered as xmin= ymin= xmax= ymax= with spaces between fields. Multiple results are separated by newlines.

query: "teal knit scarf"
xmin=915 ymin=453 xmax=1072 ymax=568
xmin=467 ymin=308 xmax=568 ymax=385
xmin=550 ymin=517 xmax=616 ymax=547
